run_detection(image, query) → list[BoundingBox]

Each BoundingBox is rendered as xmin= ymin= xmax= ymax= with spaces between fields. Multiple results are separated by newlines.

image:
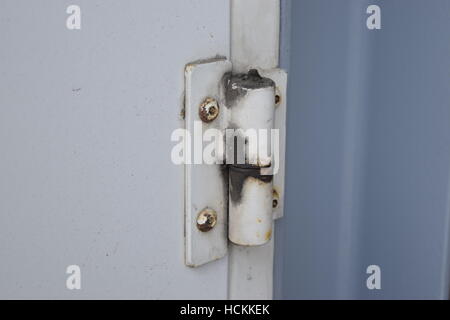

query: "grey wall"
xmin=0 ymin=0 xmax=230 ymax=299
xmin=278 ymin=0 xmax=450 ymax=299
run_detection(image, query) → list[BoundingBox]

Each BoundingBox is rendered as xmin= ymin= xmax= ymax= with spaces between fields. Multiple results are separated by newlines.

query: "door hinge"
xmin=184 ymin=58 xmax=287 ymax=267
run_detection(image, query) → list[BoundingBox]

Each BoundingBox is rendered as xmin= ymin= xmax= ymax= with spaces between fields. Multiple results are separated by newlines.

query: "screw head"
xmin=196 ymin=208 xmax=217 ymax=232
xmin=272 ymin=188 xmax=280 ymax=209
xmin=199 ymin=98 xmax=219 ymax=122
xmin=275 ymin=87 xmax=281 ymax=106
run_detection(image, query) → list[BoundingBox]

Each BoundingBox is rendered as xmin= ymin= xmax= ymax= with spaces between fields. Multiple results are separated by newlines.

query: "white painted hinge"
xmin=184 ymin=58 xmax=287 ymax=267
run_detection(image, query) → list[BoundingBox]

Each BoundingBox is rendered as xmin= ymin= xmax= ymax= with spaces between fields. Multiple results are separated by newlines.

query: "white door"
xmin=0 ymin=0 xmax=281 ymax=299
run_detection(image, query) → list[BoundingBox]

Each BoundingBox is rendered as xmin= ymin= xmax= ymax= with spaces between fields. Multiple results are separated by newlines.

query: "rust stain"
xmin=229 ymin=165 xmax=273 ymax=204
xmin=272 ymin=188 xmax=279 ymax=209
xmin=196 ymin=208 xmax=217 ymax=232
xmin=275 ymin=86 xmax=282 ymax=106
xmin=223 ymin=69 xmax=275 ymax=109
xmin=199 ymin=97 xmax=219 ymax=122
xmin=265 ymin=230 xmax=272 ymax=241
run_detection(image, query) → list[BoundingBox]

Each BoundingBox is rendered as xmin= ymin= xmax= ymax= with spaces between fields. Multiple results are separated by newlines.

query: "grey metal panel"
xmin=0 ymin=0 xmax=230 ymax=299
xmin=273 ymin=0 xmax=291 ymax=300
xmin=278 ymin=0 xmax=450 ymax=299
xmin=358 ymin=0 xmax=450 ymax=299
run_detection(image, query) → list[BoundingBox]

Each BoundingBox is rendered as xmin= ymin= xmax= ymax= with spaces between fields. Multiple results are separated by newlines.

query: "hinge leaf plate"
xmin=184 ymin=58 xmax=231 ymax=267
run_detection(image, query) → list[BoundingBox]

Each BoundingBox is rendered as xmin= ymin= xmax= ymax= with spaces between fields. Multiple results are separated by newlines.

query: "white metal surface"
xmin=225 ymin=71 xmax=276 ymax=167
xmin=229 ymin=166 xmax=274 ymax=246
xmin=228 ymin=234 xmax=275 ymax=299
xmin=261 ymin=68 xmax=288 ymax=220
xmin=184 ymin=58 xmax=231 ymax=267
xmin=231 ymin=0 xmax=280 ymax=73
xmin=225 ymin=71 xmax=276 ymax=246
xmin=229 ymin=0 xmax=281 ymax=300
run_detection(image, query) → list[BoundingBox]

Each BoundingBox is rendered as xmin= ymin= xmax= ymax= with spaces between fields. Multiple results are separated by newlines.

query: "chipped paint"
xmin=229 ymin=165 xmax=274 ymax=246
xmin=229 ymin=165 xmax=273 ymax=204
xmin=223 ymin=69 xmax=275 ymax=108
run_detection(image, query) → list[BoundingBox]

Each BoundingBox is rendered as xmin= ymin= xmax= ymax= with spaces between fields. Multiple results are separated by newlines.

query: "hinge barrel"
xmin=229 ymin=166 xmax=274 ymax=246
xmin=225 ymin=70 xmax=276 ymax=246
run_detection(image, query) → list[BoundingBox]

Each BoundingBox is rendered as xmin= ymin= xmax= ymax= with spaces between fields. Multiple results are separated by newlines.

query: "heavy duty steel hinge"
xmin=184 ymin=58 xmax=287 ymax=267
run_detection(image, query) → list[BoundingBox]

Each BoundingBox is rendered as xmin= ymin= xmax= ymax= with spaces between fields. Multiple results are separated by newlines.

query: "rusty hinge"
xmin=184 ymin=58 xmax=287 ymax=267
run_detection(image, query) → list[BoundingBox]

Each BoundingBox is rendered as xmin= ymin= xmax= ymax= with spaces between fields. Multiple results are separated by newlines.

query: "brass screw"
xmin=199 ymin=98 xmax=219 ymax=122
xmin=196 ymin=208 xmax=217 ymax=232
